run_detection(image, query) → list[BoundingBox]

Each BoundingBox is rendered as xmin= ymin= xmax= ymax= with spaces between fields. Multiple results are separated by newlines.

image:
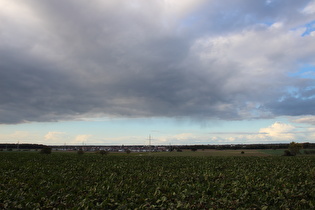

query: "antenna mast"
xmin=149 ymin=135 xmax=151 ymax=151
xmin=147 ymin=135 xmax=154 ymax=154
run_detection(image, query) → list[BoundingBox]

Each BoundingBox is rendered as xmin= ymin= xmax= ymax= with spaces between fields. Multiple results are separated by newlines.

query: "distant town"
xmin=1 ymin=142 xmax=315 ymax=152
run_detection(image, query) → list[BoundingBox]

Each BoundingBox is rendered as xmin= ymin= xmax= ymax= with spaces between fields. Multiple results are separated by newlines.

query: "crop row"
xmin=0 ymin=152 xmax=315 ymax=209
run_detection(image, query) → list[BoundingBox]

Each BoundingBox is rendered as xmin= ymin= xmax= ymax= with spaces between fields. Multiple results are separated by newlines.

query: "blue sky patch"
xmin=289 ymin=64 xmax=315 ymax=79
xmin=302 ymin=20 xmax=315 ymax=36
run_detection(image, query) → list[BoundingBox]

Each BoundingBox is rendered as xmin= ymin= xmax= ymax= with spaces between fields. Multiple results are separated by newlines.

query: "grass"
xmin=259 ymin=149 xmax=286 ymax=156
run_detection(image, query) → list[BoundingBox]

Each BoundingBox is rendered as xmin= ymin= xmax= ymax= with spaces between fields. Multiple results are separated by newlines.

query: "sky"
xmin=0 ymin=0 xmax=315 ymax=145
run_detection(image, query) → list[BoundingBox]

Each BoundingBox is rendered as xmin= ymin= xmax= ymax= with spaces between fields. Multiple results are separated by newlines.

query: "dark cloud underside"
xmin=0 ymin=0 xmax=315 ymax=124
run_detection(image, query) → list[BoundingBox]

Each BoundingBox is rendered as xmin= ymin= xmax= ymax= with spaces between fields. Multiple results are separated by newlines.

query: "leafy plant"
xmin=288 ymin=141 xmax=303 ymax=156
xmin=77 ymin=149 xmax=84 ymax=155
xmin=97 ymin=150 xmax=108 ymax=155
xmin=40 ymin=147 xmax=52 ymax=154
xmin=1 ymin=152 xmax=315 ymax=209
xmin=283 ymin=150 xmax=294 ymax=156
xmin=304 ymin=150 xmax=315 ymax=155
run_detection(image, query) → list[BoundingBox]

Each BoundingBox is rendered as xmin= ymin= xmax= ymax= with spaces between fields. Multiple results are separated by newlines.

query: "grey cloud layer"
xmin=0 ymin=0 xmax=315 ymax=123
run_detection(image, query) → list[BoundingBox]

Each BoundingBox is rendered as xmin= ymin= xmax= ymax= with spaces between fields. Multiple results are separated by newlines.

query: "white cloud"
xmin=308 ymin=128 xmax=315 ymax=139
xmin=191 ymin=22 xmax=315 ymax=109
xmin=265 ymin=0 xmax=272 ymax=5
xmin=293 ymin=116 xmax=315 ymax=125
xmin=44 ymin=132 xmax=67 ymax=144
xmin=44 ymin=133 xmax=95 ymax=145
xmin=152 ymin=120 xmax=314 ymax=145
xmin=173 ymin=133 xmax=195 ymax=140
xmin=156 ymin=132 xmax=206 ymax=145
xmin=270 ymin=22 xmax=283 ymax=29
xmin=0 ymin=1 xmax=37 ymax=22
xmin=301 ymin=0 xmax=315 ymax=15
xmin=204 ymin=121 xmax=308 ymax=144
xmin=0 ymin=131 xmax=39 ymax=143
xmin=74 ymin=134 xmax=92 ymax=144
xmin=194 ymin=23 xmax=311 ymax=77
xmin=162 ymin=0 xmax=206 ymax=18
xmin=258 ymin=122 xmax=296 ymax=140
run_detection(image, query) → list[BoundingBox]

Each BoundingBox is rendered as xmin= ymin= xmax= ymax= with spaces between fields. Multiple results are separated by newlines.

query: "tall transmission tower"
xmin=147 ymin=135 xmax=154 ymax=154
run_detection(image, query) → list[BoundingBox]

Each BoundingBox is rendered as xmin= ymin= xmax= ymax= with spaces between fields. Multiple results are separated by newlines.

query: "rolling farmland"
xmin=1 ymin=151 xmax=315 ymax=209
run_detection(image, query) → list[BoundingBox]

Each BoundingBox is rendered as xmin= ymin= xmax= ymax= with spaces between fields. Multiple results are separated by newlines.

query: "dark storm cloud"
xmin=267 ymin=80 xmax=315 ymax=116
xmin=0 ymin=0 xmax=315 ymax=124
xmin=269 ymin=97 xmax=315 ymax=116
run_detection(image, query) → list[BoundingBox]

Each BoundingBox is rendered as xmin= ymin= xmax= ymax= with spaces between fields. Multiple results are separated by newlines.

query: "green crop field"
xmin=150 ymin=149 xmax=270 ymax=157
xmin=1 ymin=152 xmax=315 ymax=209
xmin=259 ymin=149 xmax=286 ymax=156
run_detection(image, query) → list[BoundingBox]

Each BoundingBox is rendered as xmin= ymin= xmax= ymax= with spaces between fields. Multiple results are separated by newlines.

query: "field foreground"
xmin=1 ymin=152 xmax=315 ymax=209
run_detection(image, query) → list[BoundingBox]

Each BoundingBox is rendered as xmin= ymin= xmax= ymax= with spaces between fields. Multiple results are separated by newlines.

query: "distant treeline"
xmin=1 ymin=142 xmax=315 ymax=151
xmin=0 ymin=144 xmax=45 ymax=150
xmin=179 ymin=142 xmax=315 ymax=150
